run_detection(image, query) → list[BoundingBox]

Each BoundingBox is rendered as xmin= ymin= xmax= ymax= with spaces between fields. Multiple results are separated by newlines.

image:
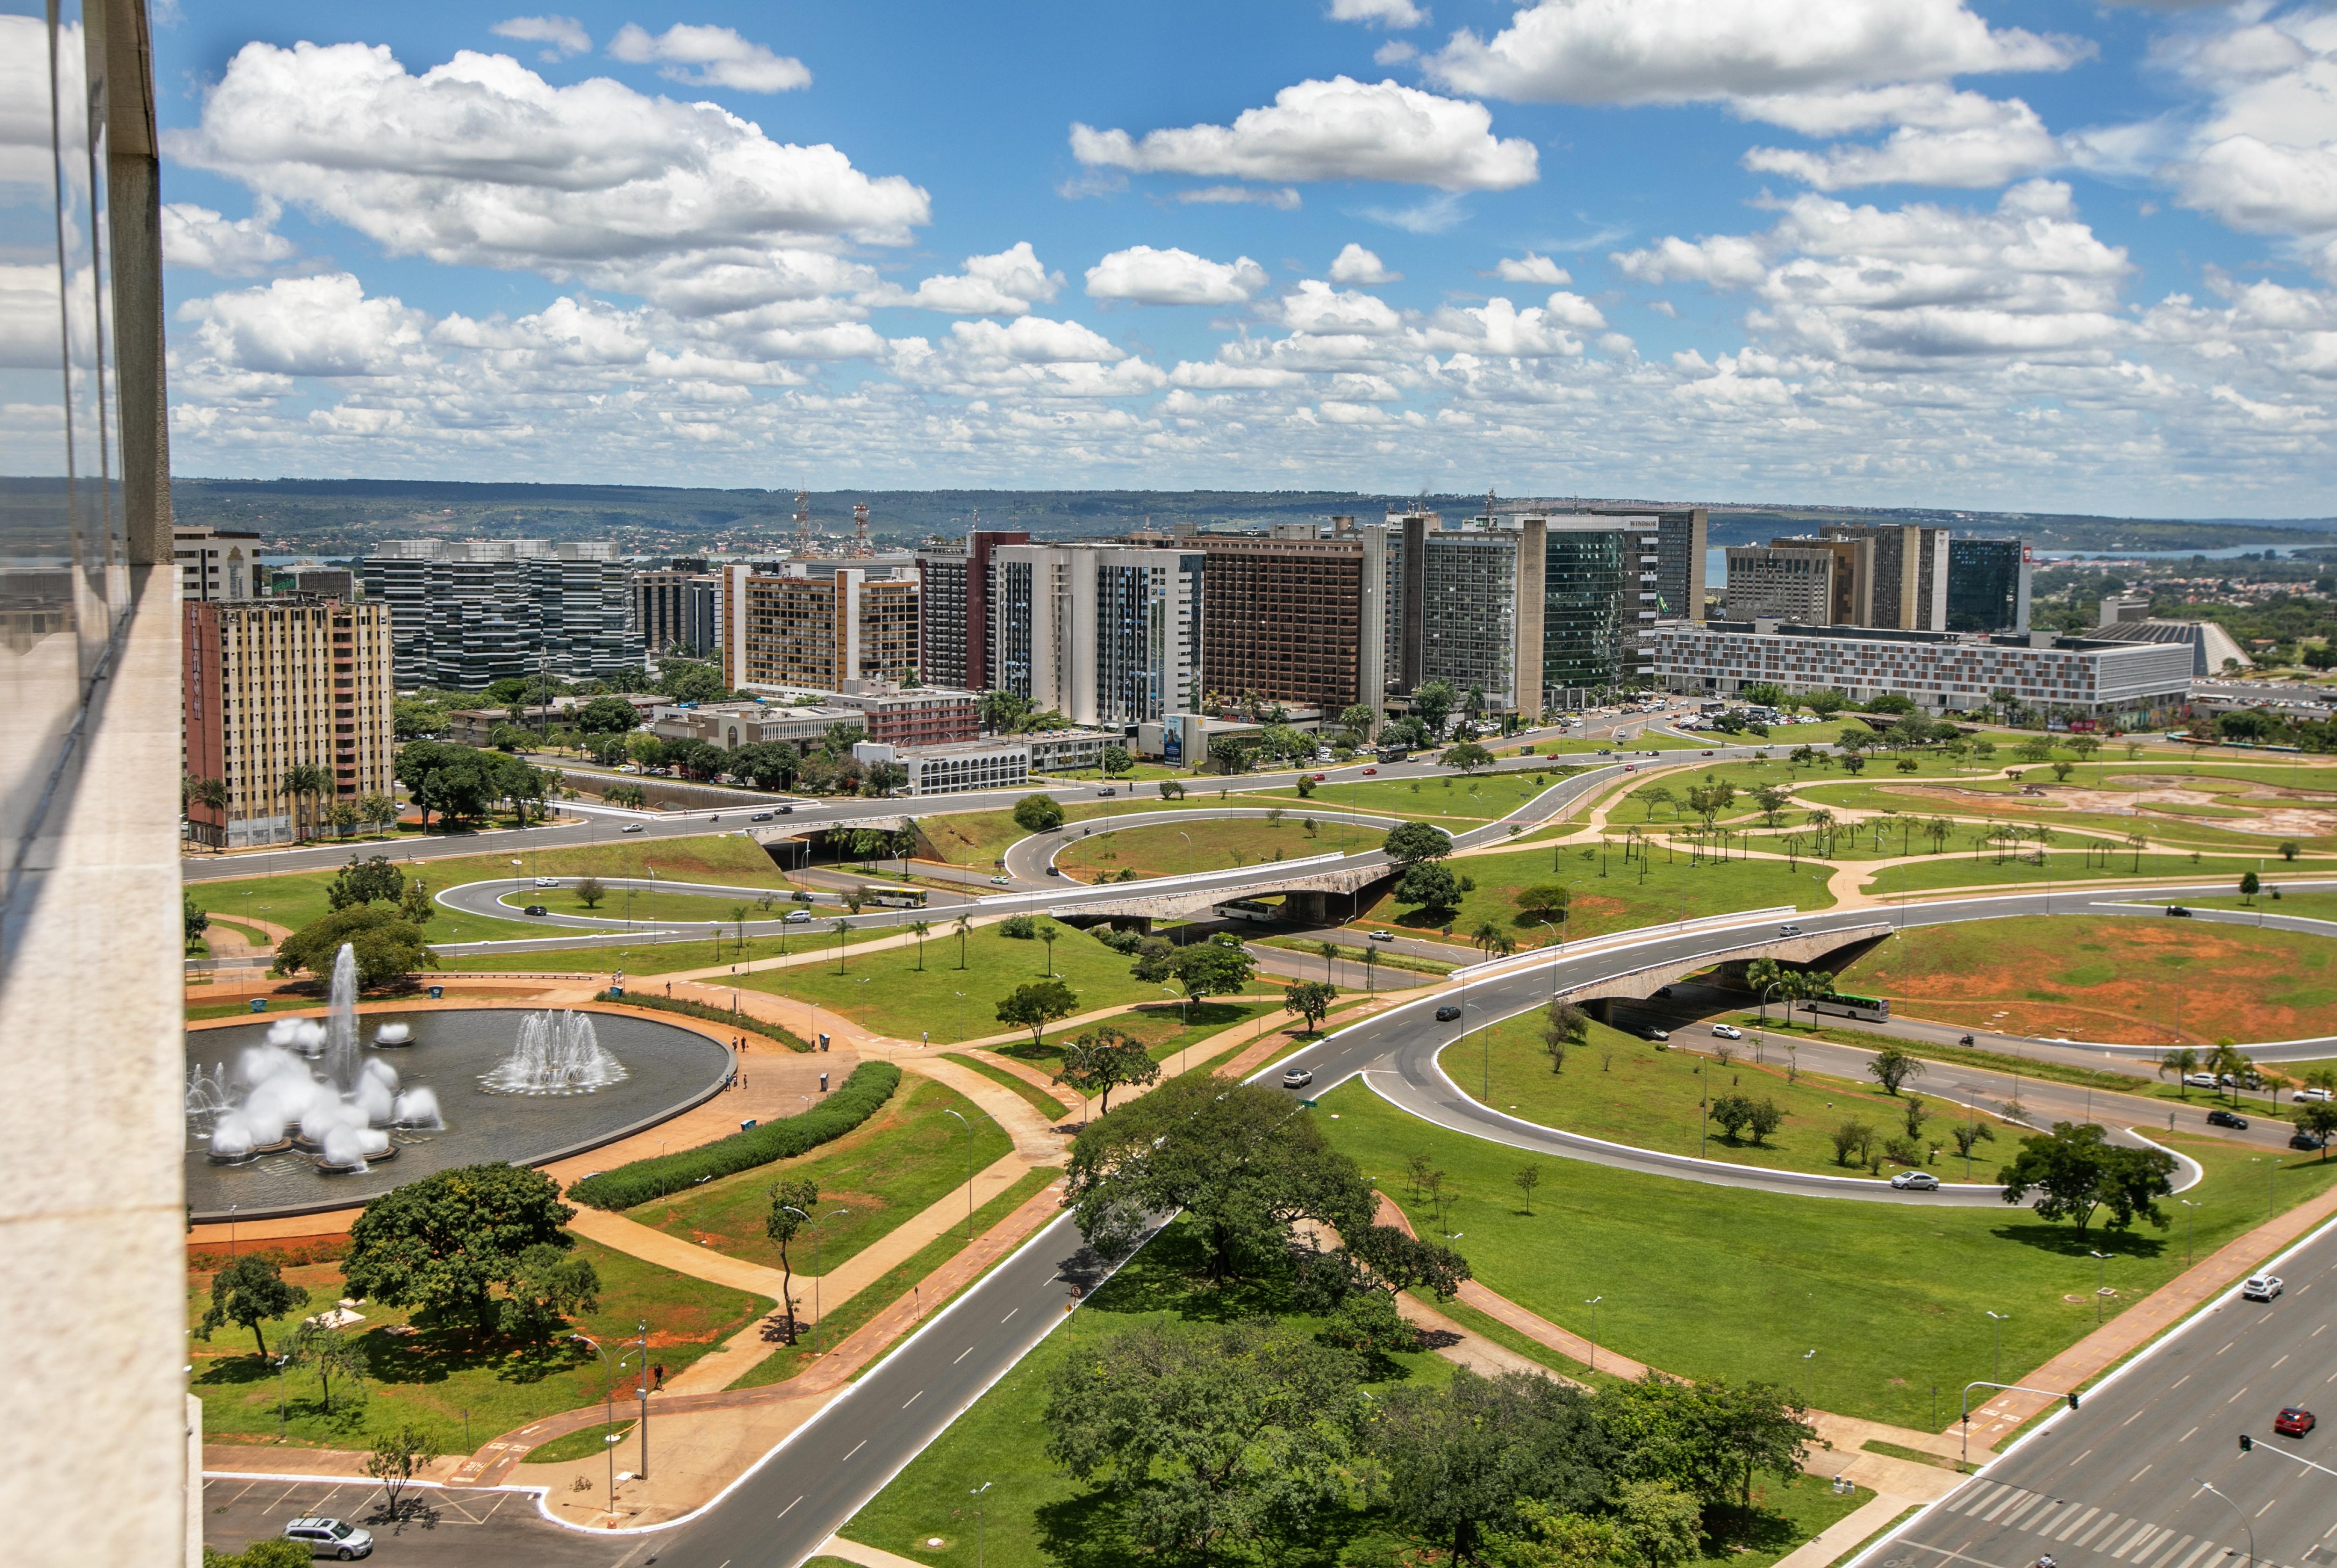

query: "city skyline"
xmin=150 ymin=1 xmax=2337 ymax=516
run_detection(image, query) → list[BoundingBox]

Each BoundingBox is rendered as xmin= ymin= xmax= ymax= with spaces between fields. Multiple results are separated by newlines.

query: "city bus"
xmin=1213 ymin=898 xmax=1281 ymax=924
xmin=857 ymin=885 xmax=928 ymax=909
xmin=1802 ymin=991 xmax=1891 ymax=1023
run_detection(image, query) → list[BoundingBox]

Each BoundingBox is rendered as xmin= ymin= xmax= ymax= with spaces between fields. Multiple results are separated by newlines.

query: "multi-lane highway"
xmin=1874 ymin=1215 xmax=2337 ymax=1568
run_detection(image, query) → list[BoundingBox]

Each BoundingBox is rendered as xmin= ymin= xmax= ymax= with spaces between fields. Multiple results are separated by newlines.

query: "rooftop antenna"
xmin=792 ymin=489 xmax=810 ymax=556
xmin=852 ymin=501 xmax=871 ymax=558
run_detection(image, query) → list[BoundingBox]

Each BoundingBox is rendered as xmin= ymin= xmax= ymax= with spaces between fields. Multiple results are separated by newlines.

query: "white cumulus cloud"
xmin=868 ymin=243 xmax=1064 ymax=316
xmin=1428 ymin=0 xmax=2086 ymax=106
xmin=607 ymin=22 xmax=811 ymax=93
xmin=1330 ymin=0 xmax=1427 ymax=27
xmin=1493 ymin=251 xmax=1570 ymax=284
xmin=179 ymin=273 xmax=432 ymax=378
xmin=489 ymin=15 xmax=589 ymax=60
xmin=1070 ymin=76 xmax=1537 ymax=191
xmin=1086 ymin=246 xmax=1271 ymax=306
xmin=1260 ymin=279 xmax=1405 ymax=336
xmin=1741 ymin=89 xmax=2065 ymax=190
xmin=1176 ymin=185 xmax=1303 ymax=209
xmin=165 ymin=41 xmax=928 ymax=315
xmin=1329 ymin=243 xmax=1402 ymax=283
xmin=161 ymin=200 xmax=299 ymax=276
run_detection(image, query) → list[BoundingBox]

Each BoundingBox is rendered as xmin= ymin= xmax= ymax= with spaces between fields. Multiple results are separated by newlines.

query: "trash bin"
xmin=427 ymin=984 xmax=444 ymax=1000
xmin=818 ymin=1033 xmax=830 ymax=1052
xmin=608 ymin=984 xmax=625 ymax=998
xmin=740 ymin=1119 xmax=758 ymax=1132
xmin=819 ymin=1072 xmax=829 ymax=1093
xmin=248 ymin=999 xmax=267 ymax=1013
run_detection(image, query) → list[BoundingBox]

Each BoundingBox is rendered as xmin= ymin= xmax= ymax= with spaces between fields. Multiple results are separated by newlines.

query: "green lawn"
xmin=432 ymin=920 xmax=893 ymax=975
xmin=2196 ymin=889 xmax=2337 ymax=921
xmin=1316 ymin=1079 xmax=2337 ymax=1429
xmin=629 ymin=1077 xmax=1015 ymax=1273
xmin=732 ymin=1166 xmax=1061 ymax=1389
xmin=188 ymin=834 xmax=798 ymax=945
xmin=945 ymin=1054 xmax=1072 ymax=1121
xmin=1366 ymin=841 xmax=1836 ymax=946
xmin=1055 ymin=817 xmax=1379 ymax=881
xmin=1862 ymin=852 xmax=2281 ymax=897
xmin=1000 ymin=996 xmax=1290 ymax=1077
xmin=737 ymin=924 xmax=1279 ymax=1045
xmin=1246 ymin=770 xmax=1578 ymax=823
xmin=189 ymin=1237 xmax=769 ymax=1454
xmin=842 ymin=1216 xmax=1868 ymax=1568
xmin=488 ymin=886 xmax=803 ymax=924
xmin=1444 ymin=1015 xmax=1999 ymax=1179
xmin=918 ymin=800 xmax=1190 ymax=867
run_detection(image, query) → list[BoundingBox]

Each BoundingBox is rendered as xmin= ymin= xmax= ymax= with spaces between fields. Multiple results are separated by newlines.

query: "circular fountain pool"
xmin=184 ymin=1007 xmax=730 ymax=1221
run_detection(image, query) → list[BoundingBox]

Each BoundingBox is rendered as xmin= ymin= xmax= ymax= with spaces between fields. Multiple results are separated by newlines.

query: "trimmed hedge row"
xmin=595 ymin=988 xmax=814 ymax=1052
xmin=567 ymin=1061 xmax=902 ymax=1211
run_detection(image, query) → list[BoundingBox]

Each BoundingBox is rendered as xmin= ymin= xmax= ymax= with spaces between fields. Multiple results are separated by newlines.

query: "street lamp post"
xmin=2194 ymin=1480 xmax=2255 ymax=1568
xmin=1583 ymin=1295 xmax=1601 ymax=1374
xmin=273 ymin=1353 xmax=290 ymax=1440
xmin=942 ymin=1108 xmax=979 ymax=1239
xmin=971 ymin=1482 xmax=993 ymax=1568
xmin=2181 ymin=1197 xmax=2201 ymax=1268
xmin=1986 ymin=1310 xmax=2008 ymax=1382
xmin=1802 ymin=1348 xmax=1817 ymax=1409
xmin=567 ymin=1332 xmax=621 ymax=1509
xmin=2089 ymin=1249 xmax=2112 ymax=1325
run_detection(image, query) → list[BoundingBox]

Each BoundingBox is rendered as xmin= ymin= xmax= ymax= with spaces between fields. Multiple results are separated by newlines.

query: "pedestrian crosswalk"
xmin=1934 ymin=1481 xmax=2261 ymax=1568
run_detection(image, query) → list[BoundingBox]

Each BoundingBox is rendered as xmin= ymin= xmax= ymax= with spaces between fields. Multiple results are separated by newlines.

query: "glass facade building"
xmin=1946 ymin=538 xmax=2033 ymax=633
xmin=1542 ymin=519 xmax=1657 ymax=702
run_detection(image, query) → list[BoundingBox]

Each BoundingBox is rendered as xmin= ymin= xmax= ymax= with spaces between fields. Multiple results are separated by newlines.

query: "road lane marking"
xmin=2127 ymin=1410 xmax=2148 ymax=1426
xmin=1982 ymin=1490 xmax=2028 ymax=1521
xmin=2179 ymin=1375 xmax=2194 ymax=1386
xmin=2148 ymin=1532 xmax=2195 ymax=1568
xmin=2075 ymin=1512 xmax=2120 ymax=1546
xmin=2220 ymin=1344 xmax=2237 ymax=1355
xmin=776 ymin=1497 xmax=799 ymax=1519
xmin=903 ymin=1390 xmax=923 ymax=1409
xmin=2102 ymin=1522 xmax=2146 ymax=1555
xmin=2276 ymin=1355 xmax=2291 ymax=1369
xmin=2172 ymin=1541 xmax=2219 ymax=1568
xmin=2056 ymin=1507 xmax=2102 ymax=1541
xmin=2229 ymin=1386 xmax=2252 ymax=1403
xmin=2132 ymin=1465 xmax=2154 ymax=1483
xmin=843 ymin=1439 xmax=867 ymax=1461
xmin=2257 ymin=1500 xmax=2276 ymax=1518
xmin=953 ymin=1346 xmax=974 ymax=1363
xmin=2182 ymin=1426 xmax=2199 ymax=1442
xmin=1947 ymin=1484 xmax=2002 ymax=1514
xmin=2315 ymin=1325 xmax=2328 ymax=1338
xmin=2002 ymin=1496 xmax=2047 ymax=1526
xmin=1002 ymin=1308 xmax=1018 ymax=1322
xmin=2117 ymin=1525 xmax=2167 ymax=1559
xmin=2071 ymin=1450 xmax=2096 ymax=1467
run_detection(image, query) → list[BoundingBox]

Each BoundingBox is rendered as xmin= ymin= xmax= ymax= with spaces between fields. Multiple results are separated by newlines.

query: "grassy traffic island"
xmin=1831 ymin=914 xmax=2337 ymax=1046
xmin=1316 ymin=1077 xmax=2337 ymax=1431
xmin=1443 ymin=1011 xmax=2020 ymax=1181
xmin=845 ymin=1214 xmax=1870 ymax=1568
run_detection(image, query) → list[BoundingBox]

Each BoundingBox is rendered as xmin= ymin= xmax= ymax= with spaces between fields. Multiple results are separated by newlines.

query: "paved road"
xmin=200 ymin=1475 xmax=636 ymax=1568
xmin=1874 ymin=1216 xmax=2337 ymax=1568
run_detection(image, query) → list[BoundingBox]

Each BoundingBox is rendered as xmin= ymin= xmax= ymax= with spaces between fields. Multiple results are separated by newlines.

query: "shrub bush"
xmin=567 ymin=1062 xmax=901 ymax=1210
xmin=594 ymin=988 xmax=812 ymax=1051
xmin=1000 ymin=914 xmax=1038 ymax=939
xmin=1092 ymin=925 xmax=1143 ymax=954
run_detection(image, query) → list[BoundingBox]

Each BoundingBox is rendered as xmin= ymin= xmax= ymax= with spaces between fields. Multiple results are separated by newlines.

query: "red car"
xmin=2277 ymin=1408 xmax=2317 ymax=1437
xmin=1362 ymin=766 xmax=1377 ymax=774
xmin=1312 ymin=773 xmax=1326 ymax=781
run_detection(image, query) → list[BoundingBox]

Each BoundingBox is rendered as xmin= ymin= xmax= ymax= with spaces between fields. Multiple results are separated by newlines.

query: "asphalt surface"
xmin=1877 ymin=1216 xmax=2337 ymax=1568
xmin=200 ymin=1475 xmax=639 ymax=1568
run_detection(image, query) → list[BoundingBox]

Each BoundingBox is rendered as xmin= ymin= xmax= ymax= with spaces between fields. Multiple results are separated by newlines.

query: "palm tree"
xmin=1470 ymin=918 xmax=1505 ymax=959
xmin=729 ymin=904 xmax=752 ymax=955
xmin=279 ymin=762 xmax=331 ymax=841
xmin=1747 ymin=957 xmax=1786 ymax=1024
xmin=953 ymin=914 xmax=972 ymax=970
xmin=832 ymin=918 xmax=852 ymax=974
xmin=1803 ymin=808 xmax=1835 ymax=856
xmin=1360 ymin=944 xmax=1378 ymax=993
xmin=2125 ymin=833 xmax=2149 ymax=873
xmin=909 ymin=919 xmax=932 ymax=972
xmin=2208 ymin=1042 xmax=2254 ymax=1105
xmin=1038 ymin=921 xmax=1059 ymax=977
xmin=1317 ymin=940 xmax=1340 ymax=981
xmin=2158 ymin=1045 xmax=2201 ymax=1098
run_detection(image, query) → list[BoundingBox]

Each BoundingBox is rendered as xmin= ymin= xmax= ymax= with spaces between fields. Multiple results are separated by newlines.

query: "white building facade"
xmin=989 ymin=543 xmax=1204 ymax=728
xmin=1648 ymin=620 xmax=2195 ymax=721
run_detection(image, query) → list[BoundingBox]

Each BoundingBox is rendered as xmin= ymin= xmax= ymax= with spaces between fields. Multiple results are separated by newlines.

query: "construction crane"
xmin=852 ymin=501 xmax=871 ymax=558
xmin=792 ymin=489 xmax=810 ymax=556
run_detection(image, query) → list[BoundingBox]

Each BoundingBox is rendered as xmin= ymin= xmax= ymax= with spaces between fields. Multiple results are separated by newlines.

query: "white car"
xmin=2183 ymin=1072 xmax=2219 ymax=1088
xmin=782 ymin=909 xmax=813 ymax=924
xmin=533 ymin=876 xmax=560 ymax=888
xmin=1710 ymin=1024 xmax=1743 ymax=1040
xmin=2244 ymin=1274 xmax=2286 ymax=1302
xmin=620 ymin=822 xmax=645 ymax=833
xmin=1282 ymin=1067 xmax=1315 ymax=1089
xmin=2297 ymin=1088 xmax=2334 ymax=1103
xmin=988 ymin=875 xmax=1011 ymax=886
xmin=1890 ymin=1171 xmax=1940 ymax=1192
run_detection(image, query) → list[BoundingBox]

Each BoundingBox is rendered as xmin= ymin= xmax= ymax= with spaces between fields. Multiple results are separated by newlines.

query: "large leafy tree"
xmin=394 ymin=740 xmax=499 ymax=830
xmin=1283 ymin=980 xmax=1338 ymax=1034
xmin=498 ymin=1242 xmax=602 ymax=1340
xmin=1012 ymin=793 xmax=1065 ymax=832
xmin=325 ymin=853 xmax=405 ymax=911
xmin=1412 ymin=679 xmax=1458 ymax=738
xmin=342 ymin=1164 xmax=577 ymax=1329
xmin=1064 ymin=1077 xmax=1374 ymax=1274
xmin=1997 ymin=1122 xmax=2177 ymax=1236
xmin=574 ymin=695 xmax=639 ymax=735
xmin=199 ymin=1254 xmax=310 ymax=1357
xmin=1604 ymin=1372 xmax=1814 ymax=1509
xmin=1397 ymin=861 xmax=1462 ymax=913
xmin=1372 ymin=1369 xmax=1607 ymax=1564
xmin=1043 ymin=1318 xmax=1368 ymax=1568
xmin=1384 ymin=820 xmax=1454 ymax=866
xmin=1053 ymin=1026 xmax=1160 ymax=1116
xmin=1130 ymin=937 xmax=1256 ymax=1002
xmin=273 ymin=904 xmax=438 ymax=991
xmin=996 ymin=978 xmax=1081 ymax=1050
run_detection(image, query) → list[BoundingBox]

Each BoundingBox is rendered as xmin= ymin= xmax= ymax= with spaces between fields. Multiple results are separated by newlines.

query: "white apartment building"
xmin=174 ymin=524 xmax=262 ymax=601
xmin=852 ymin=737 xmax=1032 ymax=795
xmin=1649 ymin=619 xmax=2195 ymax=721
xmin=989 ymin=543 xmax=1204 ymax=727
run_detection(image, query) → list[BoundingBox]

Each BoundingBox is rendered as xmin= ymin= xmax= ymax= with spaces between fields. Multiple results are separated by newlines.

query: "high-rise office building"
xmin=1543 ymin=515 xmax=1660 ymax=702
xmin=986 ymin=542 xmax=1204 ymax=727
xmin=174 ymin=525 xmax=263 ymax=602
xmin=1723 ymin=545 xmax=1842 ymax=625
xmin=1587 ymin=506 xmax=1706 ymax=621
xmin=1368 ymin=511 xmax=1542 ymax=715
xmin=917 ymin=527 xmax=1028 ymax=689
xmin=634 ymin=568 xmax=722 ymax=656
xmin=357 ymin=541 xmax=644 ymax=688
xmin=182 ymin=597 xmax=397 ymax=848
xmin=1193 ymin=534 xmax=1370 ymax=715
xmin=1821 ymin=522 xmax=1950 ymax=630
xmin=1946 ymin=538 xmax=2033 ymax=633
xmin=720 ymin=563 xmax=921 ymax=691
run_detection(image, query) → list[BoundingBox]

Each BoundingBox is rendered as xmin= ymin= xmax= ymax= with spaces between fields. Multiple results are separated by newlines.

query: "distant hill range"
xmin=164 ymin=476 xmax=2337 ymax=558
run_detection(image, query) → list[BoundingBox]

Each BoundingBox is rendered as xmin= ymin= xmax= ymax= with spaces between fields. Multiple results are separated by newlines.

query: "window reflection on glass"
xmin=0 ymin=3 xmax=130 ymax=874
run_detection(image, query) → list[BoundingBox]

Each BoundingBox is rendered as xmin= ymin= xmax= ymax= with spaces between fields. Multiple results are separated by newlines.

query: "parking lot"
xmin=202 ymin=1475 xmax=646 ymax=1567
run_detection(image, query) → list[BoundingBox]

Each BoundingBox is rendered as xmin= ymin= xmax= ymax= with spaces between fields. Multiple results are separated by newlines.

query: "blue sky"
xmin=150 ymin=1 xmax=2337 ymax=515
